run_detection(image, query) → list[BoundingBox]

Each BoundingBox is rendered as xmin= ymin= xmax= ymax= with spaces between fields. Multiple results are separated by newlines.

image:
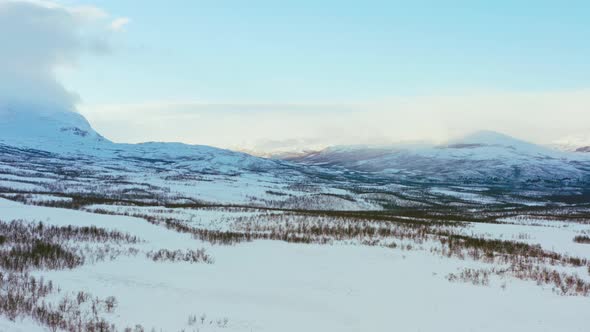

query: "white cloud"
xmin=7 ymin=0 xmax=108 ymax=20
xmin=0 ymin=0 xmax=117 ymax=114
xmin=109 ymin=17 xmax=130 ymax=31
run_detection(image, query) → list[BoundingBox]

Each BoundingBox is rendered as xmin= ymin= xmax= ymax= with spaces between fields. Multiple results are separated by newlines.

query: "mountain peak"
xmin=0 ymin=107 xmax=109 ymax=151
xmin=450 ymin=130 xmax=532 ymax=148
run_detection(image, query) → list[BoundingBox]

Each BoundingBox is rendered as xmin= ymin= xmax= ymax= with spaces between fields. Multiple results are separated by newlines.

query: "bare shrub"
xmin=447 ymin=268 xmax=490 ymax=286
xmin=573 ymin=235 xmax=590 ymax=244
xmin=147 ymin=248 xmax=214 ymax=264
xmin=0 ymin=219 xmax=141 ymax=272
xmin=0 ymin=272 xmax=125 ymax=331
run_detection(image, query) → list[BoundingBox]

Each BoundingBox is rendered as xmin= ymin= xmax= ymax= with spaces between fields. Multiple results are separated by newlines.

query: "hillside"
xmin=287 ymin=131 xmax=590 ymax=186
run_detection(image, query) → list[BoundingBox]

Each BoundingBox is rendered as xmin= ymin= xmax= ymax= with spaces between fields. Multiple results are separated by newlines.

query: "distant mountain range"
xmin=1 ymin=107 xmax=589 ymax=209
xmin=284 ymin=130 xmax=590 ymax=185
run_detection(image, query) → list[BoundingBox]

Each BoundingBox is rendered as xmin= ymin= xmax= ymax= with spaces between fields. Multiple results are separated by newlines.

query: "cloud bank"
xmin=0 ymin=0 xmax=125 ymax=114
xmin=80 ymin=89 xmax=590 ymax=152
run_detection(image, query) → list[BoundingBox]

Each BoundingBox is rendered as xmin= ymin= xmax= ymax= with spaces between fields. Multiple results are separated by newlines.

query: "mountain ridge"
xmin=1 ymin=108 xmax=589 ymax=187
xmin=283 ymin=131 xmax=590 ymax=185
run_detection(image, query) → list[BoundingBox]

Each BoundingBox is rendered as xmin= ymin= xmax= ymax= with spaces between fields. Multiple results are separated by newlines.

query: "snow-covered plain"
xmin=467 ymin=217 xmax=590 ymax=260
xmin=1 ymin=198 xmax=590 ymax=332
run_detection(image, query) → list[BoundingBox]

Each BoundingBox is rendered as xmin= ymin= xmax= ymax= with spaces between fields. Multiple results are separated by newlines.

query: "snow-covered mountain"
xmin=286 ymin=131 xmax=590 ymax=185
xmin=1 ymin=108 xmax=589 ymax=209
xmin=0 ymin=107 xmax=284 ymax=173
xmin=0 ymin=107 xmax=109 ymax=150
xmin=0 ymin=108 xmax=382 ymax=210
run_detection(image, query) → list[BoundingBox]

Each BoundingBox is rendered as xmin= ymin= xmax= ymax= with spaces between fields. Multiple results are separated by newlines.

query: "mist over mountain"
xmin=551 ymin=133 xmax=590 ymax=153
xmin=285 ymin=130 xmax=590 ymax=186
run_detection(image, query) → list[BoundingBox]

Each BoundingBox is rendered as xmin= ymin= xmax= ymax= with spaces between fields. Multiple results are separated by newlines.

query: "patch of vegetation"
xmin=0 ymin=272 xmax=150 ymax=332
xmin=448 ymin=265 xmax=590 ymax=296
xmin=1 ymin=240 xmax=83 ymax=272
xmin=574 ymin=235 xmax=590 ymax=244
xmin=187 ymin=313 xmax=229 ymax=329
xmin=147 ymin=248 xmax=214 ymax=264
xmin=0 ymin=219 xmax=152 ymax=330
xmin=447 ymin=268 xmax=490 ymax=286
xmin=0 ymin=220 xmax=141 ymax=272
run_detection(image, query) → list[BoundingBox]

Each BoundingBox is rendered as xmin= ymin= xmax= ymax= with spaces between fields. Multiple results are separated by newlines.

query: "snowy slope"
xmin=288 ymin=131 xmax=590 ymax=185
xmin=0 ymin=107 xmax=276 ymax=172
xmin=0 ymin=107 xmax=109 ymax=151
xmin=0 ymin=108 xmax=382 ymax=209
xmin=2 ymin=198 xmax=590 ymax=332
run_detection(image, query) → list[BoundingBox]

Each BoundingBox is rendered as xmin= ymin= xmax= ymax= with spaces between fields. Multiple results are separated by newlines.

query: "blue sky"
xmin=60 ymin=0 xmax=590 ymax=105
xmin=4 ymin=0 xmax=590 ymax=150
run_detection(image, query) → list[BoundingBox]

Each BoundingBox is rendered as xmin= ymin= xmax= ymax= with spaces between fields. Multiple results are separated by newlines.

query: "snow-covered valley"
xmin=1 ymin=109 xmax=590 ymax=331
xmin=1 ymin=198 xmax=590 ymax=332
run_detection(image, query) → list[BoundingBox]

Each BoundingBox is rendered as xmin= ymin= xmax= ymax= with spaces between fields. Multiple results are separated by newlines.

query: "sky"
xmin=3 ymin=0 xmax=590 ymax=152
